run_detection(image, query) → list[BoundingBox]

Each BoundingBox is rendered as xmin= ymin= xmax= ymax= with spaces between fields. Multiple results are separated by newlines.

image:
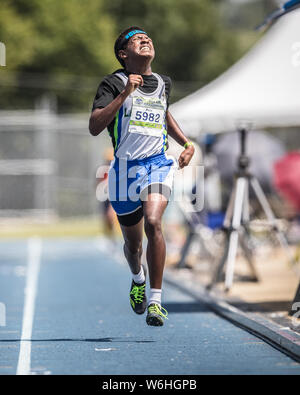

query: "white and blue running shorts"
xmin=108 ymin=152 xmax=177 ymax=226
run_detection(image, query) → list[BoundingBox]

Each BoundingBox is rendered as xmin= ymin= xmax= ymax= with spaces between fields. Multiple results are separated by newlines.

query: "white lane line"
xmin=16 ymin=238 xmax=42 ymax=375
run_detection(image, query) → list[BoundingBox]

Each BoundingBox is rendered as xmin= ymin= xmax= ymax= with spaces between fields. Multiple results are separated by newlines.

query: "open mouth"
xmin=140 ymin=46 xmax=151 ymax=52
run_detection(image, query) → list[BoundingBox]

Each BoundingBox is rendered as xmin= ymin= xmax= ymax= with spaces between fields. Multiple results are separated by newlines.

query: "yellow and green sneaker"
xmin=129 ymin=281 xmax=147 ymax=315
xmin=146 ymin=303 xmax=168 ymax=326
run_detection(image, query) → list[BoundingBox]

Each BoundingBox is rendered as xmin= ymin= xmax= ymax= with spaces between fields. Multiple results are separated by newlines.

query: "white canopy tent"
xmin=170 ymin=8 xmax=300 ymax=136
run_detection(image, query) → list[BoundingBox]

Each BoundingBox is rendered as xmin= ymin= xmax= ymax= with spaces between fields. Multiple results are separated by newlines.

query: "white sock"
xmin=148 ymin=288 xmax=162 ymax=307
xmin=132 ymin=266 xmax=145 ymax=284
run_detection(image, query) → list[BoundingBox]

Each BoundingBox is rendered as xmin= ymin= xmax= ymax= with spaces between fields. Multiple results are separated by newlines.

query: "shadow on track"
xmin=0 ymin=337 xmax=155 ymax=343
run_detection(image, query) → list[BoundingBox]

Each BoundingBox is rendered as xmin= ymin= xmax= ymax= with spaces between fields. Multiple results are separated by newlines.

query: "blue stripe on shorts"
xmin=108 ymin=152 xmax=175 ymax=216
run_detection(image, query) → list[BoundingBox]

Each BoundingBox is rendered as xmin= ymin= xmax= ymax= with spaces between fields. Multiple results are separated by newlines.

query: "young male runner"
xmin=89 ymin=27 xmax=194 ymax=326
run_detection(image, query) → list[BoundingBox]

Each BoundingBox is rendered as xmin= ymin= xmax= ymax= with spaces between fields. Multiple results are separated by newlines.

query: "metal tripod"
xmin=209 ymin=127 xmax=290 ymax=292
xmin=176 ymin=198 xmax=216 ymax=269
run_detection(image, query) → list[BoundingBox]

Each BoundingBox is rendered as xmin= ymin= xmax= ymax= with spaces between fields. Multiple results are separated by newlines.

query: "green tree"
xmin=0 ymin=0 xmax=259 ymax=110
xmin=0 ymin=0 xmax=118 ymax=110
xmin=0 ymin=0 xmax=36 ymax=70
xmin=106 ymin=0 xmax=241 ymax=84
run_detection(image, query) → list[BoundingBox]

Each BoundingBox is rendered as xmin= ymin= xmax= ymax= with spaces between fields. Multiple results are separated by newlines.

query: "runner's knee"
xmin=144 ymin=216 xmax=162 ymax=237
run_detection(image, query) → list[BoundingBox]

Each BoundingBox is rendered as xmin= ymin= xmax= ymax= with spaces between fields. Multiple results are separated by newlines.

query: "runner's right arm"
xmin=89 ymin=74 xmax=143 ymax=136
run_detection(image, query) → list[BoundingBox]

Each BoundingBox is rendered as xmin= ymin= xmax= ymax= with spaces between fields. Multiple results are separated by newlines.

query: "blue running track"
xmin=0 ymin=238 xmax=299 ymax=375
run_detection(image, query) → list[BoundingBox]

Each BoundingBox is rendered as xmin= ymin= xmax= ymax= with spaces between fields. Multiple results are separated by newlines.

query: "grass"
xmin=0 ymin=217 xmax=105 ymax=239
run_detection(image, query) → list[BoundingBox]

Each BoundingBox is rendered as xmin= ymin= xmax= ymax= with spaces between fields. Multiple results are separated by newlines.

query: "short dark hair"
xmin=114 ymin=26 xmax=146 ymax=67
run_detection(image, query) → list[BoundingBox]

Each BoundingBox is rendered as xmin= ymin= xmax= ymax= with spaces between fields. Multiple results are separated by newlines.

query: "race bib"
xmin=129 ymin=97 xmax=165 ymax=137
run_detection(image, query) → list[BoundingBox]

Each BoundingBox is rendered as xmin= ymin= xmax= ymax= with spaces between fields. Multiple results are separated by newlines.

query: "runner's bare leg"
xmin=143 ymin=193 xmax=168 ymax=289
xmin=120 ymin=218 xmax=144 ymax=275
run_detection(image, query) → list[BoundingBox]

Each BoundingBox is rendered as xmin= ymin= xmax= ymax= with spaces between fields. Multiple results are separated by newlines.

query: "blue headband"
xmin=125 ymin=29 xmax=147 ymax=40
xmin=118 ymin=30 xmax=148 ymax=50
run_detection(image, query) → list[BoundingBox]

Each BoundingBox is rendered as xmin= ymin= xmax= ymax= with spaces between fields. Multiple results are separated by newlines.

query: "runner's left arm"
xmin=166 ymin=111 xmax=195 ymax=169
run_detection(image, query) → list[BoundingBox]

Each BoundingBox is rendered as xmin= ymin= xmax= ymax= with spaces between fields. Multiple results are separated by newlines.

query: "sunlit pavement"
xmin=0 ymin=238 xmax=300 ymax=375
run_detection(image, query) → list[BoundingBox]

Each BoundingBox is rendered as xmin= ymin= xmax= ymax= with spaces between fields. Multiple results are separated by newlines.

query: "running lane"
xmin=1 ymin=238 xmax=300 ymax=375
xmin=0 ymin=240 xmax=28 ymax=375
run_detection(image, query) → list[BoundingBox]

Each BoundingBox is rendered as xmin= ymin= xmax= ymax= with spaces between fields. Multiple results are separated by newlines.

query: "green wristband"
xmin=184 ymin=141 xmax=194 ymax=149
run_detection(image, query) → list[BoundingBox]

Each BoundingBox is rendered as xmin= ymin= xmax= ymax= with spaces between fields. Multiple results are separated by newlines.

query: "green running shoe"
xmin=146 ymin=303 xmax=168 ymax=326
xmin=129 ymin=280 xmax=147 ymax=315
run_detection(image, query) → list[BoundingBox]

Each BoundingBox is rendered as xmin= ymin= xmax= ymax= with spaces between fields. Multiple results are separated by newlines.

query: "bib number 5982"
xmin=135 ymin=111 xmax=160 ymax=123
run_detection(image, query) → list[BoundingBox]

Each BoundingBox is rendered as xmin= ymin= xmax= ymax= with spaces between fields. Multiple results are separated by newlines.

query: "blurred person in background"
xmin=89 ymin=27 xmax=194 ymax=326
xmin=96 ymin=147 xmax=118 ymax=239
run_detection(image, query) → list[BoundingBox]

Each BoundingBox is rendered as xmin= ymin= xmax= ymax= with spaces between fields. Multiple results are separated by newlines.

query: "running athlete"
xmin=89 ymin=27 xmax=194 ymax=326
